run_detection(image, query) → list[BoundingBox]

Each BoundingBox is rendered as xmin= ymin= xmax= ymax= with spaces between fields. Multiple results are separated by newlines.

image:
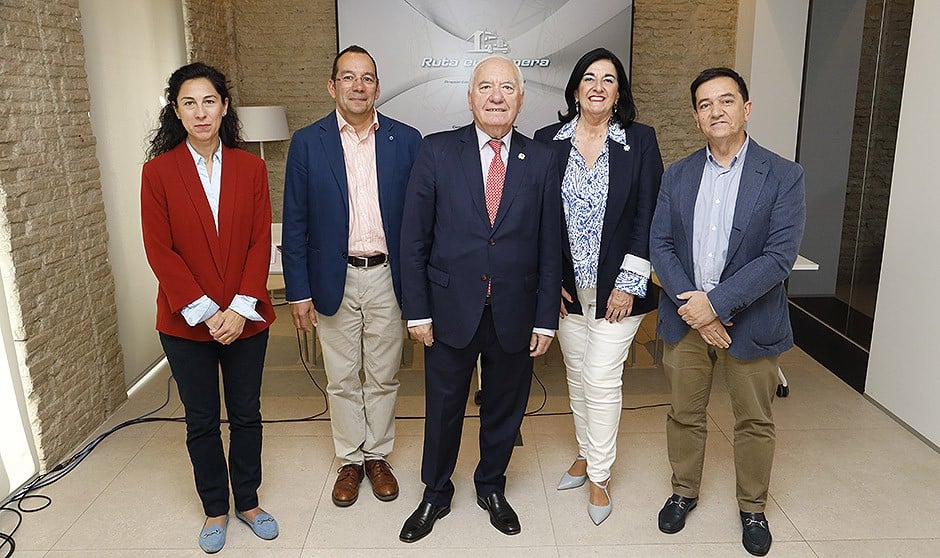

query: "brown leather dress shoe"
xmin=364 ymin=459 xmax=399 ymax=501
xmin=332 ymin=464 xmax=364 ymax=507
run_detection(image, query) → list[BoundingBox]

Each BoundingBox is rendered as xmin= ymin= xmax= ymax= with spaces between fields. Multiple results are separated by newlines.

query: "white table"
xmin=267 ymin=223 xmax=284 ymax=290
xmin=794 ymin=254 xmax=820 ymax=271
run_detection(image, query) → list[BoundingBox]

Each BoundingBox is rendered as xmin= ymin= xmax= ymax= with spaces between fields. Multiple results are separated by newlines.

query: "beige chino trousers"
xmin=315 ymin=262 xmax=402 ymax=465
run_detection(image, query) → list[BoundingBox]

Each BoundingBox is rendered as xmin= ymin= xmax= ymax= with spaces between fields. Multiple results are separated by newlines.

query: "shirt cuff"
xmin=181 ymin=295 xmax=220 ymax=327
xmin=287 ymin=298 xmax=312 ymax=304
xmin=229 ymin=294 xmax=265 ymax=322
xmin=533 ymin=327 xmax=555 ymax=337
xmin=615 ymin=269 xmax=648 ymax=297
xmin=408 ymin=318 xmax=433 ymax=327
xmin=706 ymin=294 xmax=719 ymax=320
xmin=620 ymin=254 xmax=651 ymax=277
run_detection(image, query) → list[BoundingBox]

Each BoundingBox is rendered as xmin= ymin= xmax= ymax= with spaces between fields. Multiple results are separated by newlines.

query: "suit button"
xmin=341 ymin=251 xmax=347 ymax=259
xmin=488 ymin=238 xmax=496 ymax=246
xmin=480 ymin=273 xmax=488 ymax=281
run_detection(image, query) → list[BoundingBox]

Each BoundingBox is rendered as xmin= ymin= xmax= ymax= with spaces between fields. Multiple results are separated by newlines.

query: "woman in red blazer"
xmin=141 ymin=62 xmax=277 ymax=553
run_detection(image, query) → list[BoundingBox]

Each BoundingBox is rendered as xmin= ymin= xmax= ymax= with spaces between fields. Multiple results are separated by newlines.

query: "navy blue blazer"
xmin=649 ymin=139 xmax=806 ymax=360
xmin=282 ymin=111 xmax=421 ymax=316
xmin=534 ymin=120 xmax=664 ymax=319
xmin=400 ymin=124 xmax=562 ymax=352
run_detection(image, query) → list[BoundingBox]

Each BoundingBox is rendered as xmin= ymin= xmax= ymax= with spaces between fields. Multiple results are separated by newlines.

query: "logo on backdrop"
xmin=421 ymin=30 xmax=550 ymax=69
xmin=467 ymin=30 xmax=510 ymax=54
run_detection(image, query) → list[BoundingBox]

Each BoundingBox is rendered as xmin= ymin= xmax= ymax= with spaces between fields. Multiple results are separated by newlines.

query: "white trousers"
xmin=315 ymin=263 xmax=402 ymax=465
xmin=557 ymin=287 xmax=644 ymax=483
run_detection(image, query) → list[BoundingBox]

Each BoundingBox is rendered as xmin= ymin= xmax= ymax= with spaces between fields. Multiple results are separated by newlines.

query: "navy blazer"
xmin=649 ymin=139 xmax=806 ymax=360
xmin=400 ymin=125 xmax=562 ymax=352
xmin=534 ymin=120 xmax=664 ymax=318
xmin=282 ymin=111 xmax=421 ymax=316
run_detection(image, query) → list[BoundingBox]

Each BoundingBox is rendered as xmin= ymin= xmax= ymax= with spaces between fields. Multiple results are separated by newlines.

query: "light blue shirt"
xmin=553 ymin=117 xmax=648 ymax=297
xmin=693 ymin=137 xmax=749 ymax=293
xmin=180 ymin=140 xmax=264 ymax=327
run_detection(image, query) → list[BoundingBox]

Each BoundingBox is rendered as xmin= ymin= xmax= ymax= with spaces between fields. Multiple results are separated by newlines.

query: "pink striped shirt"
xmin=337 ymin=109 xmax=387 ymax=257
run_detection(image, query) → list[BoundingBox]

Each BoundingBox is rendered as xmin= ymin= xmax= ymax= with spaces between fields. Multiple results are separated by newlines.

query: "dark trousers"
xmin=160 ymin=330 xmax=269 ymax=517
xmin=421 ymin=306 xmax=533 ymax=507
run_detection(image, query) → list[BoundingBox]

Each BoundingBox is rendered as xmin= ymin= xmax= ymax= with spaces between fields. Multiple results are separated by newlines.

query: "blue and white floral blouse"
xmin=554 ymin=117 xmax=648 ymax=297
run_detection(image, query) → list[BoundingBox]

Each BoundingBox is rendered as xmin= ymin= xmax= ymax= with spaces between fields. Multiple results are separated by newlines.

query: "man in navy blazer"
xmin=650 ymin=68 xmax=805 ymax=557
xmin=398 ymin=56 xmax=561 ymax=542
xmin=282 ymin=45 xmax=421 ymax=508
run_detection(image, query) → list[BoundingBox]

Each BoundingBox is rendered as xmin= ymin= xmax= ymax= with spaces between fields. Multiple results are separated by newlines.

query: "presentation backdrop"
xmin=337 ymin=0 xmax=634 ymax=137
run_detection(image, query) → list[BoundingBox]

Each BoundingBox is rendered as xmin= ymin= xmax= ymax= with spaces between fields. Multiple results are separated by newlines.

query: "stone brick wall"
xmin=181 ymin=0 xmax=238 ymax=94
xmin=0 ymin=0 xmax=125 ymax=467
xmin=633 ymin=0 xmax=739 ymax=165
xmin=230 ymin=0 xmax=337 ymax=221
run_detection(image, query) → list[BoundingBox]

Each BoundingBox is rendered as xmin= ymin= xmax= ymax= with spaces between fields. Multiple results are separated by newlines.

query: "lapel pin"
xmin=518 ymin=153 xmax=525 ymax=160
xmin=389 ymin=135 xmax=394 ymax=141
xmin=624 ymin=144 xmax=630 ymax=151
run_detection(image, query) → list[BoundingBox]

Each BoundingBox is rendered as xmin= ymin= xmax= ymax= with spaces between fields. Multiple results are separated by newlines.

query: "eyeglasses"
xmin=335 ymin=73 xmax=377 ymax=86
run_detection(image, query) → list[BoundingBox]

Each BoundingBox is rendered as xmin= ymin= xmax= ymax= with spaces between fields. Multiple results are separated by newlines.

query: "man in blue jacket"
xmin=650 ymin=67 xmax=805 ymax=557
xmin=282 ymin=45 xmax=421 ymax=508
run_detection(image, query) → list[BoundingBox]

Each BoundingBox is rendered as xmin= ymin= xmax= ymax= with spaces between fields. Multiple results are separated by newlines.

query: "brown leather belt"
xmin=347 ymin=253 xmax=387 ymax=267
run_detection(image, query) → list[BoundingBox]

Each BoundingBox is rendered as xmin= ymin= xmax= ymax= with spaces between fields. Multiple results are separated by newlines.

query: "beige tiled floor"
xmin=5 ymin=305 xmax=940 ymax=557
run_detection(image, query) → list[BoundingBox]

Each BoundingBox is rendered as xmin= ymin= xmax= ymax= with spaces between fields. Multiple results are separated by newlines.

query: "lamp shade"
xmin=239 ymin=106 xmax=290 ymax=142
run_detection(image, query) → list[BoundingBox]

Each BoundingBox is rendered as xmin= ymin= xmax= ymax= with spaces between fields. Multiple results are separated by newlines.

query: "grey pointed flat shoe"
xmin=556 ymin=456 xmax=587 ymax=490
xmin=587 ymin=481 xmax=611 ymax=526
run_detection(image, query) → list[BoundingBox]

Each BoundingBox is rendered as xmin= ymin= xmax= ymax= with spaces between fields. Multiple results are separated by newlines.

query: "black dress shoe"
xmin=399 ymin=501 xmax=450 ymax=543
xmin=476 ymin=492 xmax=521 ymax=535
xmin=657 ymin=494 xmax=698 ymax=534
xmin=740 ymin=511 xmax=772 ymax=556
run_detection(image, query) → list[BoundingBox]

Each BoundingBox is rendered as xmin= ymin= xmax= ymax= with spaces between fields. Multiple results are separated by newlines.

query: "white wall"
xmin=736 ymin=0 xmax=809 ymax=160
xmin=865 ymin=1 xmax=940 ymax=447
xmin=79 ymin=0 xmax=187 ymax=386
xmin=0 ymin=270 xmax=39 ymax=498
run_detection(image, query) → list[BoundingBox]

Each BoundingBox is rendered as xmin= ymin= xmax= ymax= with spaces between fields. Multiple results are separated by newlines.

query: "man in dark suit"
xmin=282 ymin=45 xmax=421 ymax=508
xmin=398 ymin=55 xmax=562 ymax=542
xmin=649 ymin=67 xmax=805 ymax=557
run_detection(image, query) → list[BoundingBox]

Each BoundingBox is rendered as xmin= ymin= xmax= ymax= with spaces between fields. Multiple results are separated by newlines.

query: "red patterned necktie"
xmin=485 ymin=139 xmax=505 ymax=226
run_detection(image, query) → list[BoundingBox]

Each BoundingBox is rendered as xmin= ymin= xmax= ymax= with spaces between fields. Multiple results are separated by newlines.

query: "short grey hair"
xmin=469 ymin=55 xmax=525 ymax=93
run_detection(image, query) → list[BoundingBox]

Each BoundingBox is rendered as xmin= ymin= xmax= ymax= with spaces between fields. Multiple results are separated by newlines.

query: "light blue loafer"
xmin=557 ymin=456 xmax=587 ymax=490
xmin=588 ymin=481 xmax=612 ymax=526
xmin=198 ymin=516 xmax=228 ymax=554
xmin=235 ymin=510 xmax=279 ymax=540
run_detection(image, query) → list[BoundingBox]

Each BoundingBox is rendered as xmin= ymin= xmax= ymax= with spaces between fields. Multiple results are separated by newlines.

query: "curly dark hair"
xmin=557 ymin=47 xmax=637 ymax=127
xmin=147 ymin=62 xmax=241 ymax=159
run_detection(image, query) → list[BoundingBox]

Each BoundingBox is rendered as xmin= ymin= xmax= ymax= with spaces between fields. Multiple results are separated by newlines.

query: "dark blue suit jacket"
xmin=400 ymin=125 xmax=562 ymax=352
xmin=534 ymin=121 xmax=664 ymax=318
xmin=282 ymin=111 xmax=421 ymax=316
xmin=650 ymin=139 xmax=806 ymax=360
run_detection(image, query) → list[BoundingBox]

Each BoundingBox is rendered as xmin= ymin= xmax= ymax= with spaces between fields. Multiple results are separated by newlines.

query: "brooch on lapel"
xmin=624 ymin=144 xmax=630 ymax=151
xmin=518 ymin=153 xmax=525 ymax=160
xmin=388 ymin=135 xmax=394 ymax=141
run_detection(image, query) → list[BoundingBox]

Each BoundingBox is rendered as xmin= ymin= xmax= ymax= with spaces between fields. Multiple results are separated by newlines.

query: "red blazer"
xmin=141 ymin=143 xmax=275 ymax=342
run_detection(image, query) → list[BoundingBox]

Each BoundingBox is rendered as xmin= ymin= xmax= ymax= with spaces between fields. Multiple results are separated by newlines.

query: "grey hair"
xmin=469 ymin=55 xmax=525 ymax=93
